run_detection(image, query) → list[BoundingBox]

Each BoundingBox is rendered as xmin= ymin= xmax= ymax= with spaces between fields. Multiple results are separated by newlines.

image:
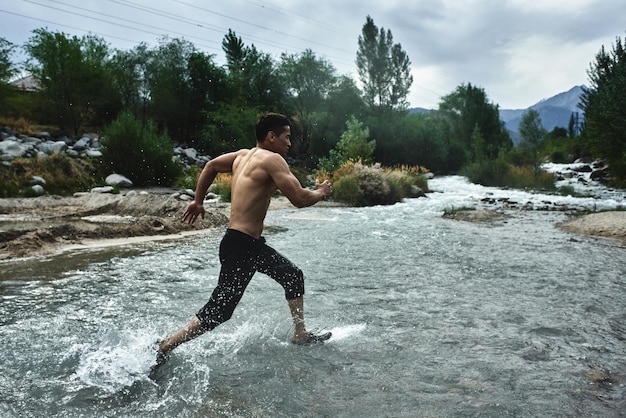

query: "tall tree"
xmin=24 ymin=29 xmax=117 ymax=134
xmin=439 ymin=83 xmax=512 ymax=163
xmin=580 ymin=36 xmax=626 ymax=184
xmin=108 ymin=44 xmax=152 ymax=122
xmin=279 ymin=49 xmax=337 ymax=156
xmin=0 ymin=37 xmax=18 ymax=82
xmin=518 ymin=109 xmax=547 ymax=174
xmin=0 ymin=38 xmax=20 ymax=117
xmin=221 ymin=30 xmax=286 ymax=112
xmin=356 ymin=16 xmax=413 ymax=111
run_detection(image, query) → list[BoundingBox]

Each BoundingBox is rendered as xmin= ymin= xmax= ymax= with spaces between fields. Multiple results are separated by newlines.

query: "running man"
xmin=156 ymin=113 xmax=332 ymax=364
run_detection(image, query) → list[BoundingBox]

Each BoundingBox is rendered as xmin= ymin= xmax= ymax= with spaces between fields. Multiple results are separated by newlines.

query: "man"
xmin=156 ymin=113 xmax=332 ymax=364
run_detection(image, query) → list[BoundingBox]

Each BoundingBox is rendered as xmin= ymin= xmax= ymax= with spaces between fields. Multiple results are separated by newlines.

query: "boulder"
xmin=30 ymin=176 xmax=46 ymax=185
xmin=105 ymin=173 xmax=133 ymax=188
xmin=91 ymin=186 xmax=116 ymax=194
xmin=0 ymin=139 xmax=31 ymax=159
xmin=30 ymin=184 xmax=45 ymax=196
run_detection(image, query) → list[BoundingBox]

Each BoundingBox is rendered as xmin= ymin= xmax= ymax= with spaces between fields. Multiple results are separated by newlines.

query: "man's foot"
xmin=292 ymin=331 xmax=332 ymax=345
xmin=151 ymin=340 xmax=169 ymax=369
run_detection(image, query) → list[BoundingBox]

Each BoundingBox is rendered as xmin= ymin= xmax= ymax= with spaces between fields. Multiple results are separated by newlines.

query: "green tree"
xmin=108 ymin=44 xmax=152 ymax=122
xmin=0 ymin=37 xmax=18 ymax=82
xmin=24 ymin=29 xmax=117 ymax=134
xmin=0 ymin=37 xmax=20 ymax=117
xmin=336 ymin=116 xmax=376 ymax=164
xmin=439 ymin=83 xmax=511 ymax=163
xmin=356 ymin=15 xmax=413 ymax=111
xmin=279 ymin=49 xmax=337 ymax=156
xmin=580 ymin=35 xmax=626 ymax=184
xmin=306 ymin=76 xmax=367 ymax=163
xmin=221 ymin=30 xmax=286 ymax=112
xmin=518 ymin=109 xmax=547 ymax=173
xmin=317 ymin=116 xmax=375 ymax=172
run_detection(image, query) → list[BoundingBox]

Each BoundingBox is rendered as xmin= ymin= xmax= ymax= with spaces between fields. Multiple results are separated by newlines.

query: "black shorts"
xmin=196 ymin=228 xmax=304 ymax=331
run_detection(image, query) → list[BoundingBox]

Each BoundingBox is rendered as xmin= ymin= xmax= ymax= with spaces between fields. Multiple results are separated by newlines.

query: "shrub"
xmin=332 ymin=173 xmax=362 ymax=206
xmin=100 ymin=112 xmax=182 ymax=186
xmin=210 ymin=173 xmax=232 ymax=202
xmin=328 ymin=162 xmax=428 ymax=206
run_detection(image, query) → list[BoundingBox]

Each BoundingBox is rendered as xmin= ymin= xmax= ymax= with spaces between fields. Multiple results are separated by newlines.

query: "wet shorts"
xmin=196 ymin=228 xmax=304 ymax=331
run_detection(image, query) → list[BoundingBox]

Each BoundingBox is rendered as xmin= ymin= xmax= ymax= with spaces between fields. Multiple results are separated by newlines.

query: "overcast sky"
xmin=2 ymin=0 xmax=625 ymax=109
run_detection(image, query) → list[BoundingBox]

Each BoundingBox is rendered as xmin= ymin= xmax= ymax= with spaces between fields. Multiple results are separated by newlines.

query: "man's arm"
xmin=267 ymin=154 xmax=332 ymax=208
xmin=182 ymin=150 xmax=243 ymax=224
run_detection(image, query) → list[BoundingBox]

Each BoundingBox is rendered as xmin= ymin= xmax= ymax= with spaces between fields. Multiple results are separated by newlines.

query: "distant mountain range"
xmin=409 ymin=85 xmax=585 ymax=145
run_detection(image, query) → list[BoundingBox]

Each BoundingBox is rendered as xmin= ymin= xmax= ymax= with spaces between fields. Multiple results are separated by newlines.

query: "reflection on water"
xmin=1 ymin=176 xmax=625 ymax=417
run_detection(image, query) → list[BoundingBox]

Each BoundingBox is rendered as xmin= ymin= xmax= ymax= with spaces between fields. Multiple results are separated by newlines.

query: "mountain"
xmin=499 ymin=85 xmax=585 ymax=145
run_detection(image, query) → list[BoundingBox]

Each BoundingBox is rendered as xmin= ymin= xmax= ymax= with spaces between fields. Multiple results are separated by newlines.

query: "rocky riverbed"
xmin=1 ymin=187 xmax=624 ymax=263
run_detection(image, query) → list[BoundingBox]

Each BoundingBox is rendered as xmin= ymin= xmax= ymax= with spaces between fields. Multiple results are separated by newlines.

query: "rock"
xmin=72 ymin=137 xmax=91 ymax=152
xmin=105 ymin=173 xmax=133 ymax=188
xmin=85 ymin=149 xmax=102 ymax=157
xmin=30 ymin=184 xmax=45 ymax=196
xmin=91 ymin=186 xmax=116 ymax=194
xmin=0 ymin=139 xmax=32 ymax=159
xmin=37 ymin=140 xmax=67 ymax=155
xmin=30 ymin=176 xmax=46 ymax=185
xmin=409 ymin=185 xmax=426 ymax=198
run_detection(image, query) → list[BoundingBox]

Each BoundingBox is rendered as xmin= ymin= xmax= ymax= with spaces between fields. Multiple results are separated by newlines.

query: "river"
xmin=1 ymin=172 xmax=625 ymax=417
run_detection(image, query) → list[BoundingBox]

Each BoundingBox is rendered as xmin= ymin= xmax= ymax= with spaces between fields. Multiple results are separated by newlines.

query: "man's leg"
xmin=288 ymin=296 xmax=308 ymax=343
xmin=158 ymin=316 xmax=205 ymax=357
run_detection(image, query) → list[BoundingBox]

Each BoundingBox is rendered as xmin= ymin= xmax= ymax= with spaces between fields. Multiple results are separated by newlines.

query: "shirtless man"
xmin=156 ymin=113 xmax=332 ymax=363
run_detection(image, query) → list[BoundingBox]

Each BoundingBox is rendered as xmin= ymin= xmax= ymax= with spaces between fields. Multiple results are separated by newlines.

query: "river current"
xmin=1 ymin=172 xmax=625 ymax=417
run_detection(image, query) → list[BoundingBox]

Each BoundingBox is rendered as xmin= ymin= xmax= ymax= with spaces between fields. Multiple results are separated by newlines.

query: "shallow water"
xmin=1 ymin=174 xmax=625 ymax=417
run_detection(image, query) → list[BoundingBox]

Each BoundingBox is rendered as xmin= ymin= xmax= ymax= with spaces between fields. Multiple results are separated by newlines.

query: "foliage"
xmin=317 ymin=116 xmax=375 ymax=172
xmin=23 ymin=29 xmax=120 ymax=134
xmin=329 ymin=162 xmax=427 ymax=206
xmin=518 ymin=109 xmax=547 ymax=173
xmin=221 ymin=30 xmax=287 ymax=112
xmin=279 ymin=49 xmax=337 ymax=155
xmin=462 ymin=159 xmax=556 ymax=191
xmin=356 ymin=16 xmax=413 ymax=111
xmin=143 ymin=37 xmax=228 ymax=143
xmin=100 ymin=112 xmax=182 ymax=186
xmin=173 ymin=165 xmax=202 ymax=190
xmin=202 ymin=104 xmax=258 ymax=155
xmin=0 ymin=37 xmax=18 ymax=82
xmin=0 ymin=152 xmax=99 ymax=197
xmin=210 ymin=173 xmax=233 ymax=202
xmin=579 ymin=35 xmax=626 ymax=186
xmin=439 ymin=83 xmax=512 ymax=163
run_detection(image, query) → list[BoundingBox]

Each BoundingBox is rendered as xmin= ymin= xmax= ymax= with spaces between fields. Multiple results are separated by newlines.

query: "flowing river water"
xmin=1 ymin=172 xmax=625 ymax=417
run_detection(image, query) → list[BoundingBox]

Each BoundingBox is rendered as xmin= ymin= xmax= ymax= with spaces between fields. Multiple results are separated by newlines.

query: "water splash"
xmin=74 ymin=329 xmax=158 ymax=394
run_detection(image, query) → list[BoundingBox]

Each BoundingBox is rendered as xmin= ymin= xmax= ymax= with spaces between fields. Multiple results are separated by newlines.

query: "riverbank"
xmin=1 ymin=191 xmax=624 ymax=262
xmin=0 ymin=191 xmax=345 ymax=262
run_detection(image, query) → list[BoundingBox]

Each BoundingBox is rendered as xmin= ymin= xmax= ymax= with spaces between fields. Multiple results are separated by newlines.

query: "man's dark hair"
xmin=256 ymin=113 xmax=291 ymax=142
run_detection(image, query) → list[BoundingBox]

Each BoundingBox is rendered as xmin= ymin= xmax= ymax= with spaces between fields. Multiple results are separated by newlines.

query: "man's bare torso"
xmin=228 ymin=148 xmax=278 ymax=238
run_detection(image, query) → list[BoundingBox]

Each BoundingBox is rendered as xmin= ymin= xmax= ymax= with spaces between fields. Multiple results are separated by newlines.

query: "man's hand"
xmin=315 ymin=179 xmax=332 ymax=198
xmin=182 ymin=201 xmax=205 ymax=224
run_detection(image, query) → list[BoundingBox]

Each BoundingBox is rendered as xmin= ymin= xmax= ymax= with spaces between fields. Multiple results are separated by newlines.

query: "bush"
xmin=100 ymin=112 xmax=182 ymax=186
xmin=463 ymin=159 xmax=556 ymax=191
xmin=462 ymin=159 xmax=510 ymax=187
xmin=332 ymin=173 xmax=362 ymax=206
xmin=328 ymin=162 xmax=428 ymax=206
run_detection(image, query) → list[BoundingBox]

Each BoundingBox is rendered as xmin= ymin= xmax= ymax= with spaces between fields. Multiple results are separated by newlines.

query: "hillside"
xmin=500 ymin=85 xmax=585 ymax=144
